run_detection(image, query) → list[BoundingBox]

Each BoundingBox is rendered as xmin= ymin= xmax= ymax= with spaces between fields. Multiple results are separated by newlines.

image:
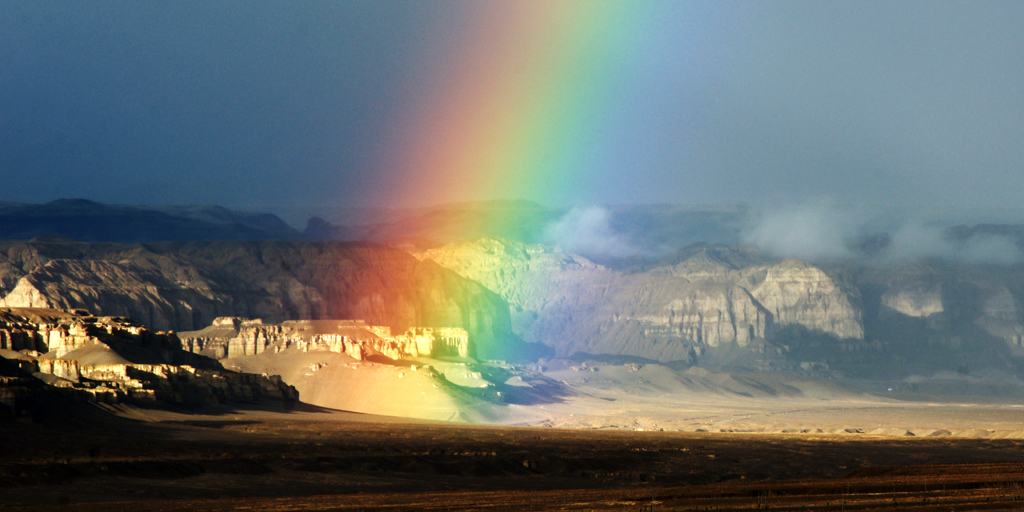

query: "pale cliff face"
xmin=417 ymin=238 xmax=1024 ymax=378
xmin=4 ymin=237 xmax=1022 ymax=379
xmin=974 ymin=285 xmax=1024 ymax=354
xmin=749 ymin=260 xmax=864 ymax=340
xmin=179 ymin=318 xmax=471 ymax=361
xmin=416 ymin=239 xmax=865 ymax=363
xmin=0 ymin=258 xmax=227 ymax=331
xmin=881 ymin=285 xmax=944 ymax=318
xmin=414 ymin=238 xmax=618 ymax=354
xmin=0 ymin=307 xmax=298 ymax=406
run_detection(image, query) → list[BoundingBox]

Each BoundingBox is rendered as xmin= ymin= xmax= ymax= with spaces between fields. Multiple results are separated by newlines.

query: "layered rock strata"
xmin=0 ymin=307 xmax=206 ymax=365
xmin=0 ymin=240 xmax=516 ymax=360
xmin=180 ymin=317 xmax=470 ymax=361
xmin=749 ymin=260 xmax=863 ymax=340
xmin=0 ymin=307 xmax=297 ymax=410
xmin=849 ymin=262 xmax=1024 ymax=358
xmin=5 ymin=356 xmax=295 ymax=405
xmin=416 ymin=239 xmax=863 ymax=362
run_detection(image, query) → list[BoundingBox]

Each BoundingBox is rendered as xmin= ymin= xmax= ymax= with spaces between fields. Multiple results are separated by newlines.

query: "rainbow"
xmin=380 ymin=1 xmax=660 ymax=208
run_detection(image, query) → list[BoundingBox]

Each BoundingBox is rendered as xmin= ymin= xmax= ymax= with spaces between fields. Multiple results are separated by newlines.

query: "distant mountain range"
xmin=4 ymin=199 xmax=1024 ymax=395
xmin=307 ymin=200 xmax=749 ymax=267
xmin=413 ymin=237 xmax=1024 ymax=394
xmin=5 ymin=199 xmax=1024 ymax=266
xmin=0 ymin=199 xmax=302 ymax=242
xmin=0 ymin=200 xmax=749 ymax=266
xmin=0 ymin=239 xmax=521 ymax=360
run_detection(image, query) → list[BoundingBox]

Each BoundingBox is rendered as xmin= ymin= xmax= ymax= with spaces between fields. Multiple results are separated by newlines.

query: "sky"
xmin=2 ymin=1 xmax=1024 ymax=221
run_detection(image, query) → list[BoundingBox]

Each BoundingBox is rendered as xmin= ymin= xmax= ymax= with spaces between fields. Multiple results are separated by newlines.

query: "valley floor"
xmin=509 ymin=363 xmax=1024 ymax=438
xmin=222 ymin=351 xmax=1024 ymax=438
xmin=4 ymin=399 xmax=1024 ymax=511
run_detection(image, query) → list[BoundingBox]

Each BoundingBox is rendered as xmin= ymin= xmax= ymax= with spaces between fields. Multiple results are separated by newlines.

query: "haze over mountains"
xmin=6 ymin=198 xmax=1024 ymax=264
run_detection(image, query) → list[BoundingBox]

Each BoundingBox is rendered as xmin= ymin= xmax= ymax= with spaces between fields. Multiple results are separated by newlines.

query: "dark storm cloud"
xmin=2 ymin=1 xmax=1023 ymax=223
xmin=0 ymin=1 xmax=456 ymax=211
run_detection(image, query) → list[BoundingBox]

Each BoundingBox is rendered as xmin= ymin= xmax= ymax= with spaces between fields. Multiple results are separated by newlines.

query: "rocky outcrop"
xmin=0 ymin=258 xmax=223 ymax=333
xmin=881 ymin=284 xmax=944 ymax=317
xmin=626 ymin=286 xmax=769 ymax=348
xmin=414 ymin=238 xmax=618 ymax=348
xmin=0 ymin=307 xmax=297 ymax=410
xmin=7 ymin=356 xmax=296 ymax=405
xmin=0 ymin=240 xmax=518 ymax=360
xmin=825 ymin=261 xmax=1024 ymax=376
xmin=0 ymin=307 xmax=205 ymax=365
xmin=180 ymin=317 xmax=470 ymax=361
xmin=974 ymin=285 xmax=1024 ymax=351
xmin=420 ymin=238 xmax=1024 ymax=378
xmin=416 ymin=239 xmax=864 ymax=363
xmin=749 ymin=260 xmax=863 ymax=340
xmin=593 ymin=254 xmax=862 ymax=363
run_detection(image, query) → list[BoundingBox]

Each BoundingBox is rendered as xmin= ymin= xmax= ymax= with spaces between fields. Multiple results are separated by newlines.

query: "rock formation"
xmin=420 ymin=238 xmax=1024 ymax=378
xmin=0 ymin=240 xmax=518 ymax=360
xmin=974 ymin=285 xmax=1024 ymax=350
xmin=1 ymin=233 xmax=1021 ymax=381
xmin=818 ymin=261 xmax=1024 ymax=376
xmin=881 ymin=284 xmax=944 ymax=318
xmin=414 ymin=237 xmax=619 ymax=347
xmin=180 ymin=317 xmax=470 ymax=361
xmin=0 ymin=307 xmax=206 ymax=365
xmin=749 ymin=259 xmax=863 ymax=340
xmin=415 ymin=239 xmax=864 ymax=363
xmin=0 ymin=307 xmax=297 ymax=413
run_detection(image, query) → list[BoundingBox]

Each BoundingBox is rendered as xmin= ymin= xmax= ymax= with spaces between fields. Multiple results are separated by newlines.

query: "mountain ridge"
xmin=0 ymin=240 xmax=523 ymax=361
xmin=0 ymin=199 xmax=302 ymax=243
xmin=416 ymin=237 xmax=1024 ymax=382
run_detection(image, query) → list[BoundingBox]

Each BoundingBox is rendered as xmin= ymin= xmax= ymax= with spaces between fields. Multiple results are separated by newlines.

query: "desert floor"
xmin=4 ymin=396 xmax=1024 ymax=511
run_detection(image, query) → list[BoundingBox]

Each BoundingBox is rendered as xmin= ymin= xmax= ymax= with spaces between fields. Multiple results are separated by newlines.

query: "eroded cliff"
xmin=415 ymin=239 xmax=864 ymax=363
xmin=0 ymin=307 xmax=297 ymax=413
xmin=180 ymin=317 xmax=470 ymax=361
xmin=0 ymin=240 xmax=518 ymax=360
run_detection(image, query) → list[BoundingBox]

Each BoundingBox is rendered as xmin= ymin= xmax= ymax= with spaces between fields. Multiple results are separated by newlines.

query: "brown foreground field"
xmin=4 ymin=403 xmax=1024 ymax=511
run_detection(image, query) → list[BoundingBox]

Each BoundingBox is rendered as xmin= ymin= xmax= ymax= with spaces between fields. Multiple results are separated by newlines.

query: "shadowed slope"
xmin=0 ymin=240 xmax=522 ymax=361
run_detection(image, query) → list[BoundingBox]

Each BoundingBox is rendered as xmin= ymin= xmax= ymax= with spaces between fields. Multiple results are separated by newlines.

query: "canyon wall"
xmin=415 ymin=239 xmax=863 ymax=363
xmin=1 ymin=237 xmax=1020 ymax=379
xmin=420 ymin=238 xmax=1024 ymax=378
xmin=0 ymin=307 xmax=297 ymax=410
xmin=0 ymin=240 xmax=518 ymax=360
xmin=180 ymin=317 xmax=470 ymax=361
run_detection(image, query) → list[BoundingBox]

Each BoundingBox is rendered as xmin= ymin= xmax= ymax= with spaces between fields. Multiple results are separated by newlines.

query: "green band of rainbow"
xmin=382 ymin=1 xmax=654 ymax=207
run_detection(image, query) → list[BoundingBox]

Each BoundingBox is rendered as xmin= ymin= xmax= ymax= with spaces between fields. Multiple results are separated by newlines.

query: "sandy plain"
xmin=4 ymin=387 xmax=1024 ymax=511
xmin=221 ymin=351 xmax=1024 ymax=438
xmin=5 ymin=344 xmax=1024 ymax=511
